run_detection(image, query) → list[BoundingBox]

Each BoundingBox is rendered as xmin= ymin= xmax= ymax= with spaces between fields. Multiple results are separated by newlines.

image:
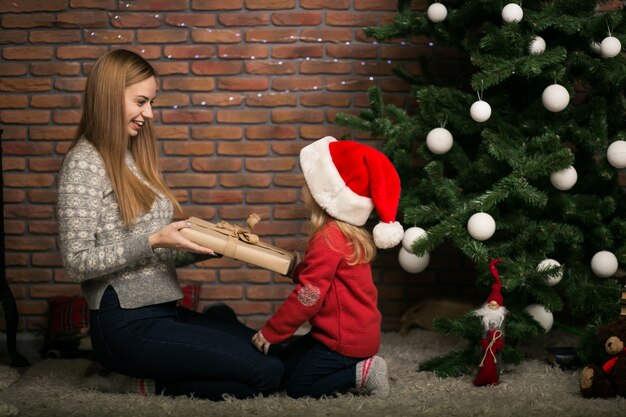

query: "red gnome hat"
xmin=487 ymin=259 xmax=503 ymax=306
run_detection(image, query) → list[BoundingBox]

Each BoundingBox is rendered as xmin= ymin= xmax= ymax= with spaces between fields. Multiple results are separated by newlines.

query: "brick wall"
xmin=0 ymin=0 xmax=477 ymax=335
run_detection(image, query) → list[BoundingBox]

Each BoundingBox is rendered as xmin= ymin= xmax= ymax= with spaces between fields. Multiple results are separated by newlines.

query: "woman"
xmin=57 ymin=49 xmax=283 ymax=400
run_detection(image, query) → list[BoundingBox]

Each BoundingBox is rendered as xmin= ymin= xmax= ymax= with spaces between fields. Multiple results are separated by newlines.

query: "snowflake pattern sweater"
xmin=261 ymin=222 xmax=381 ymax=358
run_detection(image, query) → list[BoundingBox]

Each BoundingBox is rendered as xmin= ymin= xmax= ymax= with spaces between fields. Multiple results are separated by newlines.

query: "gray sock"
xmin=85 ymin=369 xmax=155 ymax=396
xmin=355 ymin=355 xmax=390 ymax=398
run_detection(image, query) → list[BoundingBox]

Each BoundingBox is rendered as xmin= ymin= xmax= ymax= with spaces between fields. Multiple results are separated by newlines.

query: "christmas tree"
xmin=337 ymin=0 xmax=626 ymax=377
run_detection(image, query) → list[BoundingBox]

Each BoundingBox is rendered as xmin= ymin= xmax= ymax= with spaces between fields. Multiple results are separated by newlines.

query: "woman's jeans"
xmin=277 ymin=333 xmax=363 ymax=398
xmin=89 ymin=287 xmax=283 ymax=401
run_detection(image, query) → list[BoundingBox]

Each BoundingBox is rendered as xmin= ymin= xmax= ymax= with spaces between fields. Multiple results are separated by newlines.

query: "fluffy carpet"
xmin=0 ymin=329 xmax=624 ymax=417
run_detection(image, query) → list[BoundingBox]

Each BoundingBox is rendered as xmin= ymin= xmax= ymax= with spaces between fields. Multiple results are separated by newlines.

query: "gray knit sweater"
xmin=57 ymin=139 xmax=201 ymax=309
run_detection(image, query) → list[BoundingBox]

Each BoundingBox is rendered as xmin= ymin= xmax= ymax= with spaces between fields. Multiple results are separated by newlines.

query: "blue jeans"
xmin=89 ymin=287 xmax=283 ymax=401
xmin=278 ymin=333 xmax=363 ymax=398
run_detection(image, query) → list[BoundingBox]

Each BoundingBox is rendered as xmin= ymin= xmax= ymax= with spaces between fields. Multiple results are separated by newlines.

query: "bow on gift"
xmin=215 ymin=213 xmax=262 ymax=244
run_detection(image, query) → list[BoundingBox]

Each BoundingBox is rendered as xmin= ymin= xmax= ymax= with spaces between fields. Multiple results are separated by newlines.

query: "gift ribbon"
xmin=479 ymin=329 xmax=503 ymax=367
xmin=216 ymin=213 xmax=261 ymax=244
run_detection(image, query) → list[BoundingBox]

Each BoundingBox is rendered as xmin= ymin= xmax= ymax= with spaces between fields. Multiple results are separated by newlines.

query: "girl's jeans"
xmin=90 ymin=286 xmax=283 ymax=401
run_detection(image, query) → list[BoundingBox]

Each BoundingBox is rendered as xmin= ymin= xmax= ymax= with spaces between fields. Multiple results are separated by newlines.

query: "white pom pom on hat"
xmin=299 ymin=136 xmax=404 ymax=249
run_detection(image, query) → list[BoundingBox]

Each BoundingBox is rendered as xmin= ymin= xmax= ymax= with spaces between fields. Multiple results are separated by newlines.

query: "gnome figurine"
xmin=473 ymin=259 xmax=507 ymax=386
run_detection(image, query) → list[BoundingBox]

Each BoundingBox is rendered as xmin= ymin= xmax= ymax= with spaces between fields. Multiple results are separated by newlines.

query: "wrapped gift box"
xmin=180 ymin=216 xmax=296 ymax=276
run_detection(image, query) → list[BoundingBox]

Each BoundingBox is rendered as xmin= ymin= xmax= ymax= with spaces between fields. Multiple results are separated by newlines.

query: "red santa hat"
xmin=299 ymin=136 xmax=404 ymax=249
xmin=487 ymin=259 xmax=504 ymax=305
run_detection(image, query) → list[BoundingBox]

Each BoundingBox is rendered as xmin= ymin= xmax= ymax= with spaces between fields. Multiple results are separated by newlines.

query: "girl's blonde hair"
xmin=304 ymin=184 xmax=376 ymax=265
xmin=73 ymin=49 xmax=180 ymax=226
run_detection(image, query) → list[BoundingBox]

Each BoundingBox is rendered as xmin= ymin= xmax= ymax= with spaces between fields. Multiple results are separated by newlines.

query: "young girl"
xmin=252 ymin=136 xmax=404 ymax=398
xmin=57 ymin=49 xmax=283 ymax=400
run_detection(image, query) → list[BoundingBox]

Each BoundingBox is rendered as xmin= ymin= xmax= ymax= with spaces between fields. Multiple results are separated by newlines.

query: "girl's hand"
xmin=148 ymin=220 xmax=215 ymax=255
xmin=252 ymin=330 xmax=271 ymax=355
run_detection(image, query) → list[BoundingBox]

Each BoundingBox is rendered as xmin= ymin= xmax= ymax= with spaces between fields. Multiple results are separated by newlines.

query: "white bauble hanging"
xmin=467 ymin=212 xmax=496 ymax=241
xmin=550 ymin=166 xmax=577 ymax=191
xmin=590 ymin=41 xmax=602 ymax=54
xmin=542 ymin=84 xmax=570 ymax=112
xmin=590 ymin=250 xmax=619 ymax=278
xmin=427 ymin=2 xmax=448 ymax=23
xmin=402 ymin=226 xmax=428 ymax=253
xmin=502 ymin=3 xmax=523 ymax=23
xmin=529 ymin=36 xmax=546 ymax=55
xmin=470 ymin=100 xmax=491 ymax=123
xmin=601 ymin=36 xmax=622 ymax=58
xmin=607 ymin=140 xmax=626 ymax=169
xmin=537 ymin=258 xmax=562 ymax=286
xmin=524 ymin=304 xmax=554 ymax=332
xmin=426 ymin=127 xmax=453 ymax=154
xmin=398 ymin=247 xmax=430 ymax=273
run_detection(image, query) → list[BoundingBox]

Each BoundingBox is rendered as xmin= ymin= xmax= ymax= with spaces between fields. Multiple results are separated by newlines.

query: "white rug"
xmin=0 ymin=329 xmax=624 ymax=417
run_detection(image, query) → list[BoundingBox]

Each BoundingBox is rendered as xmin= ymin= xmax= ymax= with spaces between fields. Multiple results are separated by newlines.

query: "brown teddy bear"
xmin=579 ymin=315 xmax=626 ymax=398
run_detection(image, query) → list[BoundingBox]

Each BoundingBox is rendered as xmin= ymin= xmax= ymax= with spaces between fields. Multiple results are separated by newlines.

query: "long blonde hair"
xmin=304 ymin=184 xmax=376 ymax=265
xmin=73 ymin=49 xmax=180 ymax=226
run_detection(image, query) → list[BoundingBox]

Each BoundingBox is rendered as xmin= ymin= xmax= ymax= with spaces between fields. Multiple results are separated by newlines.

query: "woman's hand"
xmin=252 ymin=330 xmax=271 ymax=355
xmin=148 ymin=220 xmax=215 ymax=255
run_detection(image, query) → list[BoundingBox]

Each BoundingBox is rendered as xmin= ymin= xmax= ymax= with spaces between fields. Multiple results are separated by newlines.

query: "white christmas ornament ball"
xmin=542 ymin=84 xmax=570 ymax=112
xmin=537 ymin=258 xmax=562 ymax=286
xmin=550 ymin=166 xmax=577 ymax=191
xmin=467 ymin=212 xmax=496 ymax=241
xmin=426 ymin=127 xmax=453 ymax=154
xmin=470 ymin=100 xmax=492 ymax=123
xmin=398 ymin=247 xmax=430 ymax=273
xmin=427 ymin=3 xmax=448 ymax=23
xmin=601 ymin=36 xmax=622 ymax=58
xmin=607 ymin=140 xmax=626 ymax=169
xmin=502 ymin=3 xmax=523 ymax=23
xmin=590 ymin=250 xmax=619 ymax=278
xmin=402 ymin=226 xmax=428 ymax=253
xmin=529 ymin=36 xmax=546 ymax=55
xmin=524 ymin=304 xmax=554 ymax=332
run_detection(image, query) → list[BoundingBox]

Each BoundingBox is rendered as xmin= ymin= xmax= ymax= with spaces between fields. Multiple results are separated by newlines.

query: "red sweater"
xmin=261 ymin=222 xmax=381 ymax=358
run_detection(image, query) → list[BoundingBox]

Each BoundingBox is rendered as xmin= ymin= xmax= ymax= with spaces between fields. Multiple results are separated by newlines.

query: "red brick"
xmin=176 ymin=268 xmax=217 ymax=283
xmin=3 ymin=173 xmax=54 ymax=187
xmin=191 ymin=126 xmax=243 ymax=140
xmin=1 ymin=110 xmax=50 ymax=124
xmin=160 ymin=158 xmax=189 ymax=172
xmin=85 ymin=30 xmax=135 ymax=44
xmin=30 ymin=126 xmax=76 ymax=140
xmin=166 ymin=13 xmax=217 ymax=28
xmin=245 ymin=94 xmax=297 ymax=107
xmin=192 ymin=29 xmax=242 ymax=43
xmin=246 ymin=29 xmax=297 ymax=43
xmin=0 ymin=95 xmax=27 ymax=108
xmin=299 ymin=125 xmax=351 ymax=139
xmin=56 ymin=11 xmax=108 ymax=28
xmin=0 ymin=64 xmax=27 ymax=76
xmin=191 ymin=61 xmax=242 ymax=75
xmin=191 ymin=159 xmax=242 ymax=172
xmin=217 ymin=142 xmax=269 ymax=156
xmin=219 ymin=13 xmax=270 ymax=26
xmin=245 ymin=157 xmax=295 ymax=172
xmin=29 ymin=284 xmax=82 ymax=299
xmin=16 ymin=300 xmax=49 ymax=315
xmin=326 ymin=12 xmax=378 ymax=26
xmin=192 ymin=0 xmax=244 ymax=10
xmin=6 ymin=269 xmax=52 ymax=283
xmin=162 ymin=77 xmax=215 ymax=91
xmin=162 ymin=141 xmax=215 ymax=156
xmin=161 ymin=109 xmax=213 ymax=124
xmin=1 ymin=0 xmax=66 ymax=12
xmin=111 ymin=13 xmax=162 ymax=28
xmin=246 ymin=189 xmax=297 ymax=204
xmin=199 ymin=286 xmax=243 ymax=300
xmin=271 ymin=109 xmax=323 ymax=123
xmin=246 ymin=285 xmax=292 ymax=300
xmin=53 ymin=109 xmax=81 ymax=124
xmin=5 ymin=220 xmax=26 ymax=234
xmin=380 ymin=77 xmax=412 ymax=92
xmin=163 ymin=45 xmax=215 ymax=59
xmin=152 ymin=93 xmax=190 ymax=108
xmin=300 ymin=93 xmax=350 ymax=107
xmin=271 ymin=12 xmax=322 ymax=26
xmin=111 ymin=45 xmax=161 ymax=60
xmin=220 ymin=269 xmax=272 ymax=283
xmin=217 ymin=78 xmax=269 ymax=91
xmin=2 ymin=158 xmax=26 ymax=171
xmin=138 ymin=30 xmax=189 ymax=44
xmin=0 ymin=31 xmax=27 ymax=44
xmin=54 ymin=78 xmax=87 ymax=92
xmin=381 ymin=45 xmax=428 ymax=60
xmin=28 ymin=221 xmax=58 ymax=235
xmin=5 ymin=253 xmax=29 ymax=267
xmin=217 ymin=110 xmax=268 ymax=124
xmin=219 ymin=205 xmax=270 ymax=220
xmin=246 ymin=125 xmax=297 ymax=140
xmin=327 ymin=44 xmax=377 ymax=59
xmin=29 ymin=159 xmax=62 ymax=173
xmin=191 ymin=190 xmax=243 ymax=204
xmin=2 ymin=142 xmax=53 ymax=156
xmin=274 ymin=205 xmax=308 ymax=219
xmin=1 ymin=13 xmax=55 ymax=28
xmin=300 ymin=60 xmax=351 ymax=74
xmin=166 ymin=174 xmax=217 ymax=188
xmin=155 ymin=126 xmax=189 ymax=139
xmin=271 ymin=77 xmax=322 ymax=91
xmin=245 ymin=61 xmax=296 ymax=75
xmin=300 ymin=0 xmax=349 ymax=9
xmin=5 ymin=236 xmax=55 ymax=251
xmin=70 ymin=0 xmax=116 ymax=8
xmin=29 ymin=30 xmax=81 ymax=43
xmin=192 ymin=93 xmax=244 ymax=107
xmin=3 ymin=46 xmax=53 ymax=60
xmin=31 ymin=62 xmax=81 ymax=76
xmin=301 ymin=28 xmax=352 ymax=43
xmin=220 ymin=174 xmax=271 ymax=188
xmin=355 ymin=61 xmax=395 ymax=75
xmin=247 ymin=0 xmax=295 ymax=9
xmin=218 ymin=45 xmax=268 ymax=59
xmin=57 ymin=45 xmax=107 ymax=59
xmin=121 ymin=0 xmax=188 ymax=10
xmin=355 ymin=0 xmax=398 ymax=10
xmin=273 ymin=173 xmax=304 ymax=187
xmin=272 ymin=45 xmax=323 ymax=59
xmin=326 ymin=76 xmax=375 ymax=91
xmin=224 ymin=301 xmax=272 ymax=316
xmin=152 ymin=62 xmax=189 ymax=75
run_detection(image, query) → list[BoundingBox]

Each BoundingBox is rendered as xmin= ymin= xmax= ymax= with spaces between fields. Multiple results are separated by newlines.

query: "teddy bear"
xmin=579 ymin=315 xmax=626 ymax=398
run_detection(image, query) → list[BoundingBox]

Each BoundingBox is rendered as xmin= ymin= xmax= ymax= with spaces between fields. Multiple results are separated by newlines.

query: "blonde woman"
xmin=57 ymin=49 xmax=283 ymax=400
xmin=252 ymin=136 xmax=404 ymax=398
